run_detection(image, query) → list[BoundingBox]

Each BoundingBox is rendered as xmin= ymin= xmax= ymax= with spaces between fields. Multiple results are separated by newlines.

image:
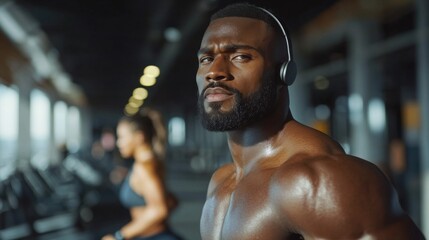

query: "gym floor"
xmin=0 ymin=161 xmax=211 ymax=240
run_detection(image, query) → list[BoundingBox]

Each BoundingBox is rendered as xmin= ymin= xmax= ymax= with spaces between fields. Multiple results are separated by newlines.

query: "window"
xmin=0 ymin=84 xmax=19 ymax=173
xmin=54 ymin=101 xmax=67 ymax=147
xmin=30 ymin=89 xmax=51 ymax=169
xmin=67 ymin=106 xmax=81 ymax=153
xmin=168 ymin=117 xmax=186 ymax=146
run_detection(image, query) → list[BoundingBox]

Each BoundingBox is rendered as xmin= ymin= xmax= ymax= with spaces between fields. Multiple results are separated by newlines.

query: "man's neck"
xmin=226 ymin=107 xmax=293 ymax=175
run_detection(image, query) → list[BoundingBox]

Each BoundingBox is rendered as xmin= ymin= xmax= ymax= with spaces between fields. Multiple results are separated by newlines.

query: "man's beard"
xmin=198 ymin=77 xmax=278 ymax=131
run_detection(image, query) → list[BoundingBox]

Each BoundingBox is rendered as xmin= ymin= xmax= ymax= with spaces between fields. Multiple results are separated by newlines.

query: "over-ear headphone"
xmin=258 ymin=7 xmax=297 ymax=86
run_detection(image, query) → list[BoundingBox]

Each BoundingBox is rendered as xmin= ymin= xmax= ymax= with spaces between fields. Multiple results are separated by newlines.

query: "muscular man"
xmin=195 ymin=3 xmax=425 ymax=240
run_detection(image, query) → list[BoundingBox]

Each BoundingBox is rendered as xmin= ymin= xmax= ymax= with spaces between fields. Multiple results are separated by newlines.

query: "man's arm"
xmin=271 ymin=154 xmax=425 ymax=239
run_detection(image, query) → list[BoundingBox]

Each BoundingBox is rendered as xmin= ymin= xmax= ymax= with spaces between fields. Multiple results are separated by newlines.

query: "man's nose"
xmin=205 ymin=56 xmax=231 ymax=82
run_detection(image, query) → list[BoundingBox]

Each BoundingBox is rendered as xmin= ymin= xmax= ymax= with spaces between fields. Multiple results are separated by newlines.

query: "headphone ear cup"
xmin=280 ymin=60 xmax=297 ymax=86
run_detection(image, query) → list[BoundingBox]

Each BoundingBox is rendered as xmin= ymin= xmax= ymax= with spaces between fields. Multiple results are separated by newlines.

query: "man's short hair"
xmin=210 ymin=3 xmax=284 ymax=39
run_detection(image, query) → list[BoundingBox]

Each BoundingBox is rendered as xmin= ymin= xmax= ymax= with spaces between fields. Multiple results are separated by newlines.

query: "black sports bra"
xmin=119 ymin=169 xmax=146 ymax=208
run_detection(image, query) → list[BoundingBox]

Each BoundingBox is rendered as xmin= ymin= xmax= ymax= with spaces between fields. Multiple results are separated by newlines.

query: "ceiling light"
xmin=132 ymin=87 xmax=148 ymax=100
xmin=143 ymin=65 xmax=160 ymax=78
xmin=140 ymin=75 xmax=156 ymax=86
xmin=164 ymin=27 xmax=181 ymax=42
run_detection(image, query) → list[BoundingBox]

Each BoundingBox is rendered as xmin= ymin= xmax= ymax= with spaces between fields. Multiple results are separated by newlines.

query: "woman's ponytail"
xmin=142 ymin=108 xmax=167 ymax=161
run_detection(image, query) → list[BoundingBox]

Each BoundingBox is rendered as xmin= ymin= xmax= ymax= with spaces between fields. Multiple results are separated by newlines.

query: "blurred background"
xmin=1 ymin=0 xmax=428 ymax=239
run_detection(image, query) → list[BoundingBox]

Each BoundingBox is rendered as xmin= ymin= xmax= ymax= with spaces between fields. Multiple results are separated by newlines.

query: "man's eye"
xmin=232 ymin=54 xmax=251 ymax=61
xmin=199 ymin=56 xmax=213 ymax=64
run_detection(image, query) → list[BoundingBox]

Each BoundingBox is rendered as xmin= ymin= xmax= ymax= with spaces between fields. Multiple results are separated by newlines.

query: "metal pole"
xmin=416 ymin=0 xmax=429 ymax=235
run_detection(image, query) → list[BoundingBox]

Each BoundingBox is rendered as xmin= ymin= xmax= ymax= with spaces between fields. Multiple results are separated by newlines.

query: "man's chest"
xmin=200 ymin=173 xmax=289 ymax=240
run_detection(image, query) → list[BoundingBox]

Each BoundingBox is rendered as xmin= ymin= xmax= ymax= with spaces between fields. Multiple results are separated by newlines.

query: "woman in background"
xmin=102 ymin=108 xmax=182 ymax=240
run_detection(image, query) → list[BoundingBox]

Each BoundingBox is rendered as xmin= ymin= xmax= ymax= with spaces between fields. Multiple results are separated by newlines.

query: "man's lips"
xmin=204 ymin=87 xmax=233 ymax=103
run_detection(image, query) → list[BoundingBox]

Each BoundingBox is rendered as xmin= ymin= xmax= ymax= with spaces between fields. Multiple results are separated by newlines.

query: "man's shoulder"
xmin=212 ymin=162 xmax=235 ymax=179
xmin=284 ymin=120 xmax=347 ymax=156
xmin=206 ymin=163 xmax=235 ymax=194
xmin=268 ymin=153 xmax=425 ymax=239
xmin=289 ymin=150 xmax=381 ymax=167
xmin=270 ymin=152 xmax=392 ymax=204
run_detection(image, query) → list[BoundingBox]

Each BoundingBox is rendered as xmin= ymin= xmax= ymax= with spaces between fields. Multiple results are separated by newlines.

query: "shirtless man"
xmin=195 ymin=3 xmax=425 ymax=240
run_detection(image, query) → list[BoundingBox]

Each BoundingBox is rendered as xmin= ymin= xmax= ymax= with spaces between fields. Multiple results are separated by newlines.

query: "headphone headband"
xmin=257 ymin=7 xmax=296 ymax=86
xmin=257 ymin=7 xmax=292 ymax=62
